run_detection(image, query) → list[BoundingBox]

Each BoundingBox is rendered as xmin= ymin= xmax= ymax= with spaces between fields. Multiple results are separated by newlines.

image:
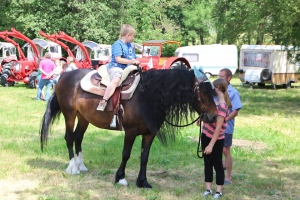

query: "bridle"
xmin=194 ymin=79 xmax=209 ymax=159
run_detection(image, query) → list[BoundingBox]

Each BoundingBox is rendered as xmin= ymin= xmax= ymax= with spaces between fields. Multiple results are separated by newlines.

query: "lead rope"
xmin=197 ymin=117 xmax=204 ymax=158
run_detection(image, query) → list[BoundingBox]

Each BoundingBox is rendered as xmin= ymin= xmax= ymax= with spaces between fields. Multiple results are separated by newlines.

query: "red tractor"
xmin=136 ymin=40 xmax=191 ymax=71
xmin=39 ymin=31 xmax=92 ymax=69
xmin=22 ymin=38 xmax=65 ymax=88
xmin=0 ymin=28 xmax=40 ymax=87
xmin=74 ymin=41 xmax=111 ymax=69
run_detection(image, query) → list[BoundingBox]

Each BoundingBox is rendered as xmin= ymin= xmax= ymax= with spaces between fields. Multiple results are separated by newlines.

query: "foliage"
xmin=0 ymin=0 xmax=300 ymax=46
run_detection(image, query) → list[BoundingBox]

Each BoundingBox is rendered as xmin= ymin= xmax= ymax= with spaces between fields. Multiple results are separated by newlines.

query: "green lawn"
xmin=0 ymin=77 xmax=299 ymax=200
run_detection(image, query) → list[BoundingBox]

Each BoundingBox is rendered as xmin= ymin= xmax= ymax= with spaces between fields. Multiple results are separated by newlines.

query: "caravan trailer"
xmin=175 ymin=44 xmax=238 ymax=76
xmin=239 ymin=45 xmax=300 ymax=88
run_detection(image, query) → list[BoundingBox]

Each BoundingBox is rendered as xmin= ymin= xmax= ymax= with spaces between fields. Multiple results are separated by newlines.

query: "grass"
xmin=0 ymin=77 xmax=300 ymax=200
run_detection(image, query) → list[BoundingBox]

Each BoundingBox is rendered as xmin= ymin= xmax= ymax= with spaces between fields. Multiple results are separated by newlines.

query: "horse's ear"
xmin=194 ymin=66 xmax=207 ymax=81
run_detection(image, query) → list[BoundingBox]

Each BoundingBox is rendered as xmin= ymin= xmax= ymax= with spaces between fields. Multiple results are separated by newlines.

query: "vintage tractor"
xmin=39 ymin=31 xmax=92 ymax=69
xmin=0 ymin=28 xmax=40 ymax=87
xmin=22 ymin=38 xmax=64 ymax=88
xmin=0 ymin=41 xmax=19 ymax=77
xmin=74 ymin=41 xmax=111 ymax=69
xmin=136 ymin=40 xmax=191 ymax=71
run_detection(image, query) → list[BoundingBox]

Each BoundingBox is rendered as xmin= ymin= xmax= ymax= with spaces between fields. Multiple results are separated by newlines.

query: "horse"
xmin=40 ymin=67 xmax=218 ymax=188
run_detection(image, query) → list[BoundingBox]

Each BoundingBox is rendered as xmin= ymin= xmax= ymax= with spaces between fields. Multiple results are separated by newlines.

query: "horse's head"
xmin=193 ymin=67 xmax=218 ymax=123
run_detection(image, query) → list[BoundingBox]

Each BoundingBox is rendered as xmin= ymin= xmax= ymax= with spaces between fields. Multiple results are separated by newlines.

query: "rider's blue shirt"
xmin=108 ymin=39 xmax=136 ymax=69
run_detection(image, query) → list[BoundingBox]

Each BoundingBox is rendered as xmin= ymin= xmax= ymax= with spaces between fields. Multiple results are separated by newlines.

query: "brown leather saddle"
xmin=80 ymin=65 xmax=140 ymax=130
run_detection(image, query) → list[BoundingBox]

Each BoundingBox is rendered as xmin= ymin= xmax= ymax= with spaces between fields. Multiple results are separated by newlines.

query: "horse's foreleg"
xmin=115 ymin=133 xmax=137 ymax=186
xmin=74 ymin=114 xmax=89 ymax=172
xmin=136 ymin=134 xmax=156 ymax=188
xmin=64 ymin=113 xmax=80 ymax=175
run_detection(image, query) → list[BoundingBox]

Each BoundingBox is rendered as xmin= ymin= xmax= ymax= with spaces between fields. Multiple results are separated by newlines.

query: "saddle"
xmin=80 ymin=65 xmax=140 ymax=130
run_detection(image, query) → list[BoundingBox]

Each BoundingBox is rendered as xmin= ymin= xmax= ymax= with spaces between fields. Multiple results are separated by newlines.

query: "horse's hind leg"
xmin=74 ymin=114 xmax=89 ymax=172
xmin=115 ymin=131 xmax=137 ymax=186
xmin=136 ymin=134 xmax=156 ymax=188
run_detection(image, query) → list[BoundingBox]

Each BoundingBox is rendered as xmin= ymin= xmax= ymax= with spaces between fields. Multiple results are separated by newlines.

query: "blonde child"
xmin=97 ymin=24 xmax=139 ymax=111
xmin=198 ymin=78 xmax=232 ymax=199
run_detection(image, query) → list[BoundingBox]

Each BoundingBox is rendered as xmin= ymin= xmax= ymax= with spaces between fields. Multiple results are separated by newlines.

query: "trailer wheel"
xmin=283 ymin=81 xmax=291 ymax=89
xmin=28 ymin=71 xmax=38 ymax=89
xmin=260 ymin=69 xmax=272 ymax=81
xmin=0 ymin=70 xmax=14 ymax=87
xmin=170 ymin=61 xmax=188 ymax=69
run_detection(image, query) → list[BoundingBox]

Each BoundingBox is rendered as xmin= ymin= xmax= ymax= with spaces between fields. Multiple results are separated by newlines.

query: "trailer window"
xmin=244 ymin=52 xmax=270 ymax=67
xmin=182 ymin=53 xmax=198 ymax=62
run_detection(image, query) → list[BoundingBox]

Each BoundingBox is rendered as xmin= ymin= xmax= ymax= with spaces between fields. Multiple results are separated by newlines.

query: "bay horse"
xmin=40 ymin=67 xmax=217 ymax=188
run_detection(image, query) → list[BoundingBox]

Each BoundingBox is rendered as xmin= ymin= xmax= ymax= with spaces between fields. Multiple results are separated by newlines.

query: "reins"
xmin=164 ymin=116 xmax=200 ymax=127
xmin=197 ymin=118 xmax=204 ymax=158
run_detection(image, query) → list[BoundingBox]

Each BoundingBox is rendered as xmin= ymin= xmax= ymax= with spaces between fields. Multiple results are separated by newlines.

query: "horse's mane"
xmin=137 ymin=69 xmax=197 ymax=145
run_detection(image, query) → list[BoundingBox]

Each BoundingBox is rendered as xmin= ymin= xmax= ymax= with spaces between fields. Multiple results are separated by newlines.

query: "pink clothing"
xmin=203 ymin=103 xmax=228 ymax=140
xmin=39 ymin=58 xmax=55 ymax=79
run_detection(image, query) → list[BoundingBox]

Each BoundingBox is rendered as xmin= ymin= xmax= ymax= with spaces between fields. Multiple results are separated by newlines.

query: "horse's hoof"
xmin=136 ymin=179 xmax=152 ymax=188
xmin=65 ymin=167 xmax=80 ymax=175
xmin=78 ymin=164 xmax=88 ymax=172
xmin=117 ymin=178 xmax=128 ymax=186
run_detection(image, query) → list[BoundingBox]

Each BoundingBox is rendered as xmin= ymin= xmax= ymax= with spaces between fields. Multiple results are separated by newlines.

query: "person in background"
xmin=36 ymin=52 xmax=55 ymax=101
xmin=64 ymin=56 xmax=77 ymax=72
xmin=36 ymin=67 xmax=44 ymax=100
xmin=218 ymin=68 xmax=242 ymax=185
xmin=97 ymin=24 xmax=139 ymax=111
xmin=199 ymin=78 xmax=231 ymax=199
xmin=52 ymin=59 xmax=63 ymax=90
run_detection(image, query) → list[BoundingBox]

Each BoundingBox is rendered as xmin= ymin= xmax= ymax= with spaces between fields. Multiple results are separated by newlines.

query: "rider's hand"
xmin=131 ymin=59 xmax=140 ymax=65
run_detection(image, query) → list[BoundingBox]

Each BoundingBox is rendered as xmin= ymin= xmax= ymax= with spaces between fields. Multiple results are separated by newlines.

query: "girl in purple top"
xmin=198 ymin=78 xmax=232 ymax=199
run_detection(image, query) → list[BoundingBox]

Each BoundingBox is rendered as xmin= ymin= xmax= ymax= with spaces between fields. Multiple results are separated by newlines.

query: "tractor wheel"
xmin=28 ymin=71 xmax=39 ymax=89
xmin=0 ymin=70 xmax=14 ymax=87
xmin=170 ymin=61 xmax=188 ymax=69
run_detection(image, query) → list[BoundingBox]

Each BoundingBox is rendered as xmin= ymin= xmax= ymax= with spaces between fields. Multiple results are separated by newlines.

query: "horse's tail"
xmin=40 ymin=92 xmax=61 ymax=151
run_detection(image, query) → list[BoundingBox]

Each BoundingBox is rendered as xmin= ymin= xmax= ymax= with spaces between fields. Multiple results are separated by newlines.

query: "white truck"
xmin=239 ymin=45 xmax=300 ymax=88
xmin=175 ymin=44 xmax=238 ymax=76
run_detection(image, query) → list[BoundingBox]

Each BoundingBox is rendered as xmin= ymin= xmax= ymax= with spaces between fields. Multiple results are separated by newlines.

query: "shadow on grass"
xmin=27 ymin=157 xmax=67 ymax=171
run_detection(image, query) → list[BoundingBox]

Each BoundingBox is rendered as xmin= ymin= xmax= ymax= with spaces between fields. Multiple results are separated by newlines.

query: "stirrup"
xmin=97 ymin=99 xmax=107 ymax=111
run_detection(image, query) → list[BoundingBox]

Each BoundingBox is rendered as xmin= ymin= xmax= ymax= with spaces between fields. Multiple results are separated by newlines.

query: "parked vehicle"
xmin=238 ymin=45 xmax=300 ymax=88
xmin=0 ymin=42 xmax=18 ymax=76
xmin=74 ymin=41 xmax=111 ymax=69
xmin=175 ymin=44 xmax=238 ymax=76
xmin=0 ymin=28 xmax=40 ymax=87
xmin=137 ymin=40 xmax=191 ymax=70
xmin=39 ymin=31 xmax=92 ymax=69
xmin=0 ymin=42 xmax=17 ymax=64
xmin=23 ymin=38 xmax=64 ymax=88
xmin=132 ymin=42 xmax=142 ymax=58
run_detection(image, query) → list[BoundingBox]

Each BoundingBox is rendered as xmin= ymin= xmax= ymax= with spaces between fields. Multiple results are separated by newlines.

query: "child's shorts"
xmin=108 ymin=67 xmax=123 ymax=80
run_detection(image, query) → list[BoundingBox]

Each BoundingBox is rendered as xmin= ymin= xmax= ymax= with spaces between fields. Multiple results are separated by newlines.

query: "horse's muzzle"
xmin=202 ymin=113 xmax=217 ymax=123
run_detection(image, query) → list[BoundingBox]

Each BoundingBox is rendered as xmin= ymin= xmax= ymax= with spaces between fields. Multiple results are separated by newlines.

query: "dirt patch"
xmin=233 ymin=139 xmax=267 ymax=150
xmin=189 ymin=137 xmax=267 ymax=150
